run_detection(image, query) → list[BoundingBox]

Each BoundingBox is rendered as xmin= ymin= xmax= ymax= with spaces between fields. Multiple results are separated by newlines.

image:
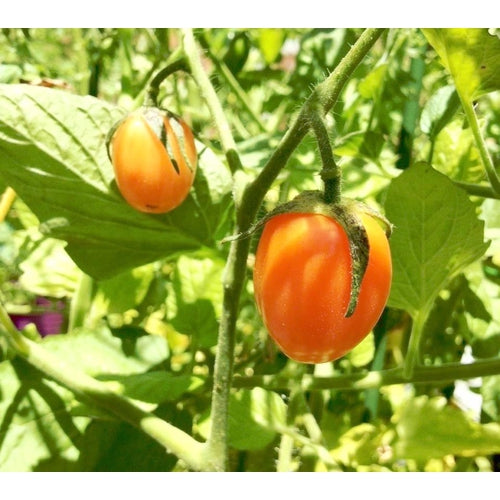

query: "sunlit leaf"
xmin=166 ymin=253 xmax=226 ymax=348
xmin=0 ymin=359 xmax=91 ymax=471
xmin=0 ymin=326 xmax=168 ymax=471
xmin=258 ymin=29 xmax=285 ymax=66
xmin=422 ymin=28 xmax=500 ymax=101
xmin=197 ymin=387 xmax=287 ymax=451
xmin=358 ymin=64 xmax=388 ymax=100
xmin=393 ymin=395 xmax=500 ymax=461
xmin=431 ymin=118 xmax=483 ymax=183
xmin=88 ymin=263 xmax=155 ymax=319
xmin=0 ymin=84 xmax=233 ymax=280
xmin=420 ymin=84 xmax=460 ymax=138
xmin=385 ymin=162 xmax=489 ymax=316
xmin=18 ymin=237 xmax=81 ymax=298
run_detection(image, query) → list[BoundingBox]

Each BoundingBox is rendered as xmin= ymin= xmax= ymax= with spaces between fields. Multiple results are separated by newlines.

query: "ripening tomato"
xmin=253 ymin=211 xmax=392 ymax=364
xmin=109 ymin=110 xmax=197 ymax=214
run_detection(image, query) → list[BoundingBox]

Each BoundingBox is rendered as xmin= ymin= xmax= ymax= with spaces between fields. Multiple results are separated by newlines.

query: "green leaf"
xmin=97 ymin=372 xmax=204 ymax=405
xmin=422 ymin=28 xmax=500 ymax=101
xmin=88 ymin=263 xmax=155 ymax=319
xmin=334 ymin=131 xmax=384 ymax=161
xmin=258 ymin=29 xmax=285 ymax=66
xmin=420 ymin=85 xmax=460 ymax=138
xmin=358 ymin=64 xmax=388 ymax=100
xmin=347 ymin=332 xmax=374 ymax=368
xmin=0 ymin=84 xmax=233 ymax=280
xmin=431 ymin=118 xmax=483 ymax=183
xmin=18 ymin=237 xmax=82 ymax=298
xmin=482 ymin=375 xmax=500 ymax=422
xmin=197 ymin=387 xmax=287 ymax=451
xmin=166 ymin=253 xmax=226 ymax=348
xmin=0 ymin=359 xmax=92 ymax=471
xmin=0 ymin=326 xmax=171 ymax=471
xmin=87 ymin=405 xmax=192 ymax=471
xmin=393 ymin=395 xmax=500 ymax=462
xmin=385 ymin=162 xmax=489 ymax=316
xmin=330 ymin=423 xmax=383 ymax=467
xmin=44 ymin=326 xmax=168 ymax=377
xmin=228 ymin=388 xmax=286 ymax=450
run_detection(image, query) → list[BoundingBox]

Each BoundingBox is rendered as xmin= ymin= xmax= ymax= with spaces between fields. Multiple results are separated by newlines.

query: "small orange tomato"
xmin=109 ymin=109 xmax=197 ymax=214
xmin=253 ymin=211 xmax=392 ymax=364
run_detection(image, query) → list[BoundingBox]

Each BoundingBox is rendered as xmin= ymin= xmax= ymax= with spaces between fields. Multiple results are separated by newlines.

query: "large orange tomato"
xmin=253 ymin=211 xmax=392 ymax=364
xmin=110 ymin=110 xmax=197 ymax=214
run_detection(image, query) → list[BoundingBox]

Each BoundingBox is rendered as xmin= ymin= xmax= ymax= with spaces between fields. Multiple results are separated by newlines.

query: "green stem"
xmin=181 ymin=28 xmax=386 ymax=471
xmin=182 ymin=27 xmax=250 ymax=471
xmin=453 ymin=180 xmax=500 ymax=200
xmin=0 ymin=303 xmax=206 ymax=471
xmin=144 ymin=56 xmax=189 ymax=108
xmin=461 ymin=98 xmax=500 ymax=195
xmin=68 ymin=273 xmax=94 ymax=331
xmin=241 ymin=28 xmax=386 ymax=225
xmin=205 ymin=237 xmax=251 ymax=471
xmin=403 ymin=308 xmax=428 ymax=379
xmin=310 ymin=112 xmax=342 ymax=204
xmin=182 ymin=29 xmax=242 ymax=175
xmin=231 ymin=356 xmax=500 ymax=392
xmin=276 ymin=433 xmax=295 ymax=472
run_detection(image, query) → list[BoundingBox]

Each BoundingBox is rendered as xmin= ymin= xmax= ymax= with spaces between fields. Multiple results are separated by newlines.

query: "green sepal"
xmin=105 ymin=113 xmax=128 ymax=164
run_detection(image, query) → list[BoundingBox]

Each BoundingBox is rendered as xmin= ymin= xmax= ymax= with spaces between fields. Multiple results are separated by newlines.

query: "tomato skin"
xmin=110 ymin=111 xmax=197 ymax=214
xmin=253 ymin=212 xmax=392 ymax=363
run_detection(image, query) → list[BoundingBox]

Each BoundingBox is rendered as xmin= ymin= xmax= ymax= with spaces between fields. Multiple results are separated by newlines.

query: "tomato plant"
xmin=1 ymin=28 xmax=500 ymax=475
xmin=253 ymin=211 xmax=392 ymax=363
xmin=109 ymin=108 xmax=197 ymax=214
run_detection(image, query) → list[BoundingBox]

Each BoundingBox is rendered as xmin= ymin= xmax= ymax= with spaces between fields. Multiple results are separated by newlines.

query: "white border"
xmin=2 ymin=0 xmax=498 ymax=28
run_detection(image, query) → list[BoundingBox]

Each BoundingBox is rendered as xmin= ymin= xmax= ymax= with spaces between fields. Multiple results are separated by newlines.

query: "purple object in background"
xmin=9 ymin=297 xmax=65 ymax=337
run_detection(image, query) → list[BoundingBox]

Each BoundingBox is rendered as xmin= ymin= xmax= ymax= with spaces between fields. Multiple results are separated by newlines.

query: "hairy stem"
xmin=204 ymin=237 xmax=251 ymax=471
xmin=240 ymin=28 xmax=386 ymax=228
xmin=181 ymin=28 xmax=386 ymax=471
xmin=309 ymin=112 xmax=342 ymax=204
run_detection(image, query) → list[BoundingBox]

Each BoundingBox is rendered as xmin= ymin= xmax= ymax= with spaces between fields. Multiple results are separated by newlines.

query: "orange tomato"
xmin=253 ymin=211 xmax=392 ymax=363
xmin=110 ymin=110 xmax=197 ymax=214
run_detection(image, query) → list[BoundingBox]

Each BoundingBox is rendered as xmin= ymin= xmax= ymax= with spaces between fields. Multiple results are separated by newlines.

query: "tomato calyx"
xmin=233 ymin=190 xmax=392 ymax=317
xmin=106 ymin=106 xmax=197 ymax=175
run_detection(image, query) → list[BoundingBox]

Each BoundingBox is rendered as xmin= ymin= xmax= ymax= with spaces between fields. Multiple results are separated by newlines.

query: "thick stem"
xmin=241 ymin=28 xmax=386 ymax=225
xmin=204 ymin=237 xmax=251 ymax=471
xmin=0 ymin=303 xmax=206 ymax=470
xmin=181 ymin=28 xmax=386 ymax=471
xmin=461 ymin=98 xmax=500 ymax=195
